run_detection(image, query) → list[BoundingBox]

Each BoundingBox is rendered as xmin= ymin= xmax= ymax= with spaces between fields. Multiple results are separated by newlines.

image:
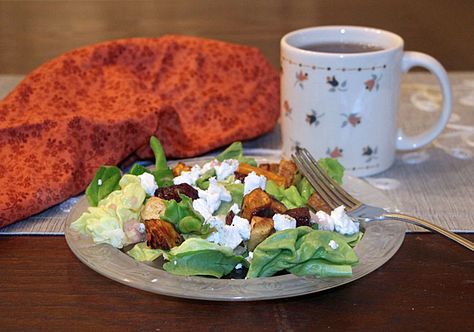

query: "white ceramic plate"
xmin=65 ymin=155 xmax=405 ymax=301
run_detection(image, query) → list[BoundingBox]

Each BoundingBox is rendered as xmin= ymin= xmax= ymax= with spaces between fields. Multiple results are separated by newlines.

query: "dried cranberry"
xmin=155 ymin=183 xmax=198 ymax=201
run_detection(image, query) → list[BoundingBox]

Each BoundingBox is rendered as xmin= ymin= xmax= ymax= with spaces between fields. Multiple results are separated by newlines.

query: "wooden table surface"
xmin=1 ymin=1 xmax=474 ymax=331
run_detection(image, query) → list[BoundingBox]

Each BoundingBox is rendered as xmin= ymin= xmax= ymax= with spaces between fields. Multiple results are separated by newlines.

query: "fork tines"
xmin=292 ymin=148 xmax=359 ymax=210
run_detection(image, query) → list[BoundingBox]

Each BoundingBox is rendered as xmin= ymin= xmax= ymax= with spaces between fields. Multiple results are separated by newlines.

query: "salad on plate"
xmin=71 ymin=137 xmax=362 ymax=279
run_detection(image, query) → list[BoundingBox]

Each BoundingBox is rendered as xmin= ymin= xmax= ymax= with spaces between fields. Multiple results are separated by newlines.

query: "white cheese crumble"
xmin=97 ymin=179 xmax=103 ymax=186
xmin=310 ymin=205 xmax=359 ymax=235
xmin=246 ymin=251 xmax=253 ymax=263
xmin=215 ymin=159 xmax=239 ymax=181
xmin=173 ymin=164 xmax=201 ymax=186
xmin=138 ymin=172 xmax=158 ymax=196
xmin=197 ymin=177 xmax=232 ymax=214
xmin=204 ymin=215 xmax=250 ymax=250
xmin=328 ymin=240 xmax=339 ymax=250
xmin=229 ymin=203 xmax=240 ymax=214
xmin=273 ymin=213 xmax=297 ymax=232
xmin=243 ymin=171 xmax=267 ymax=195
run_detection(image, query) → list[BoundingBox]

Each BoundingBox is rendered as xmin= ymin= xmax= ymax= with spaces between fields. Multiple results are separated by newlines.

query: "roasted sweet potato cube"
xmin=140 ymin=197 xmax=166 ymax=221
xmin=278 ymin=159 xmax=298 ymax=188
xmin=172 ymin=162 xmax=191 ymax=177
xmin=241 ymin=188 xmax=272 ymax=220
xmin=248 ymin=216 xmax=274 ymax=251
xmin=145 ymin=219 xmax=183 ymax=250
xmin=307 ymin=192 xmax=332 ymax=214
xmin=237 ymin=163 xmax=286 ymax=187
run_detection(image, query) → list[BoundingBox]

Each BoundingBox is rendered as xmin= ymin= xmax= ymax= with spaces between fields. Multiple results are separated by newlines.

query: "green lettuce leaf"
xmin=216 ymin=141 xmax=257 ymax=166
xmin=127 ymin=242 xmax=163 ymax=261
xmin=318 ymin=158 xmax=345 ymax=185
xmin=161 ymin=195 xmax=210 ymax=235
xmin=85 ymin=166 xmax=122 ymax=207
xmin=150 ymin=136 xmax=174 ymax=187
xmin=247 ymin=226 xmax=358 ymax=278
xmin=163 ymin=238 xmax=246 ymax=278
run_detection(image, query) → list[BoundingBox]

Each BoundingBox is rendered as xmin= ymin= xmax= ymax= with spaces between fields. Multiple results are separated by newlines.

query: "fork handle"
xmin=383 ymin=213 xmax=474 ymax=252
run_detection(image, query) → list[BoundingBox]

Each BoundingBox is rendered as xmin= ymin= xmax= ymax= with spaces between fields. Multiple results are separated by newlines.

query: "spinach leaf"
xmin=85 ymin=166 xmax=122 ymax=206
xmin=149 ymin=136 xmax=174 ymax=187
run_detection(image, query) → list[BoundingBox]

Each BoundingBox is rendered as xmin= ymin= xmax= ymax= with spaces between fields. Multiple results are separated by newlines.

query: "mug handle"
xmin=396 ymin=51 xmax=452 ymax=150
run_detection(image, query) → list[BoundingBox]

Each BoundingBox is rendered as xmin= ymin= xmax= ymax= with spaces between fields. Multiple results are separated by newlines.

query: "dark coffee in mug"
xmin=300 ymin=42 xmax=384 ymax=53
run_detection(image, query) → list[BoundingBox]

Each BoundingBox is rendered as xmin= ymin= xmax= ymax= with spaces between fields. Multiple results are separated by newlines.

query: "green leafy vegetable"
xmin=161 ymin=195 xmax=210 ymax=235
xmin=163 ymin=238 xmax=246 ymax=278
xmin=318 ymin=158 xmax=345 ymax=185
xmin=216 ymin=141 xmax=257 ymax=166
xmin=195 ymin=169 xmax=216 ymax=190
xmin=214 ymin=182 xmax=244 ymax=215
xmin=127 ymin=242 xmax=163 ymax=261
xmin=85 ymin=166 xmax=122 ymax=207
xmin=128 ymin=163 xmax=150 ymax=176
xmin=247 ymin=226 xmax=358 ymax=278
xmin=150 ymin=136 xmax=174 ymax=187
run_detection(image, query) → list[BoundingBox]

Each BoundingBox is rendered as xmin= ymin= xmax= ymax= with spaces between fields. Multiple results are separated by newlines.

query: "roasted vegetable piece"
xmin=248 ymin=216 xmax=274 ymax=251
xmin=172 ymin=162 xmax=191 ymax=177
xmin=145 ymin=219 xmax=183 ymax=250
xmin=237 ymin=163 xmax=286 ymax=187
xmin=278 ymin=159 xmax=298 ymax=188
xmin=155 ymin=183 xmax=198 ymax=201
xmin=285 ymin=207 xmax=311 ymax=227
xmin=141 ymin=197 xmax=166 ymax=221
xmin=269 ymin=197 xmax=287 ymax=215
xmin=307 ymin=192 xmax=332 ymax=214
xmin=258 ymin=163 xmax=280 ymax=173
xmin=241 ymin=188 xmax=272 ymax=220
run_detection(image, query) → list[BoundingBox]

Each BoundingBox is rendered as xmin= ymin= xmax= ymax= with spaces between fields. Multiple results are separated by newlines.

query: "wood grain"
xmin=0 ymin=1 xmax=473 ymax=74
xmin=1 ymin=234 xmax=473 ymax=331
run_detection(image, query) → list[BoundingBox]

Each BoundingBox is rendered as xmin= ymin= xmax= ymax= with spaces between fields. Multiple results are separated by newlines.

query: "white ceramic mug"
xmin=280 ymin=26 xmax=452 ymax=176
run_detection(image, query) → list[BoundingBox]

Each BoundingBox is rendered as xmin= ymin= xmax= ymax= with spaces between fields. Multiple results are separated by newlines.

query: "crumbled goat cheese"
xmin=230 ymin=215 xmax=250 ymax=240
xmin=138 ymin=172 xmax=158 ymax=196
xmin=192 ymin=198 xmax=213 ymax=221
xmin=273 ymin=213 xmax=297 ymax=231
xmin=173 ymin=164 xmax=201 ymax=186
xmin=246 ymin=252 xmax=254 ymax=263
xmin=197 ymin=178 xmax=232 ymax=214
xmin=310 ymin=206 xmax=359 ymax=235
xmin=328 ymin=240 xmax=339 ymax=250
xmin=229 ymin=203 xmax=241 ymax=214
xmin=215 ymin=159 xmax=239 ymax=181
xmin=331 ymin=205 xmax=359 ymax=235
xmin=244 ymin=171 xmax=267 ymax=195
xmin=97 ymin=179 xmax=103 ymax=186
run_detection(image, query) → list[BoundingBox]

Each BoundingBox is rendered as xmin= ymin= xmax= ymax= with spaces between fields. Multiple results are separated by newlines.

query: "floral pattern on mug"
xmin=327 ymin=75 xmax=347 ymax=92
xmin=365 ymin=74 xmax=382 ymax=91
xmin=295 ymin=70 xmax=309 ymax=88
xmin=327 ymin=147 xmax=343 ymax=158
xmin=305 ymin=109 xmax=324 ymax=126
xmin=362 ymin=145 xmax=378 ymax=162
xmin=341 ymin=112 xmax=362 ymax=128
xmin=283 ymin=100 xmax=292 ymax=117
xmin=290 ymin=138 xmax=302 ymax=153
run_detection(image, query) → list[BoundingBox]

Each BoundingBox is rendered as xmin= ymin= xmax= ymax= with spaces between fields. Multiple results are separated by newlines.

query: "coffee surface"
xmin=299 ymin=42 xmax=384 ymax=53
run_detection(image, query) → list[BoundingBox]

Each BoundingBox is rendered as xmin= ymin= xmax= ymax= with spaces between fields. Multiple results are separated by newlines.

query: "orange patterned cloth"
xmin=0 ymin=36 xmax=279 ymax=227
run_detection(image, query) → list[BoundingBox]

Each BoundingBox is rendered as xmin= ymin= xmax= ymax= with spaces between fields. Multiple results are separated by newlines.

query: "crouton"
xmin=278 ymin=159 xmax=298 ymax=188
xmin=140 ymin=197 xmax=166 ymax=221
xmin=307 ymin=192 xmax=332 ymax=214
xmin=248 ymin=216 xmax=274 ymax=251
xmin=172 ymin=162 xmax=191 ymax=177
xmin=237 ymin=163 xmax=286 ymax=187
xmin=241 ymin=188 xmax=272 ymax=220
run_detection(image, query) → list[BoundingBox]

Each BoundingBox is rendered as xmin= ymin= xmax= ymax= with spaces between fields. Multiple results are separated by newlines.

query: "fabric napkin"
xmin=0 ymin=35 xmax=279 ymax=227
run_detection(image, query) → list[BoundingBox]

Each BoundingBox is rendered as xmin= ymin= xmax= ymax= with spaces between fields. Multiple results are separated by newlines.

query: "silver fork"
xmin=292 ymin=148 xmax=474 ymax=252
